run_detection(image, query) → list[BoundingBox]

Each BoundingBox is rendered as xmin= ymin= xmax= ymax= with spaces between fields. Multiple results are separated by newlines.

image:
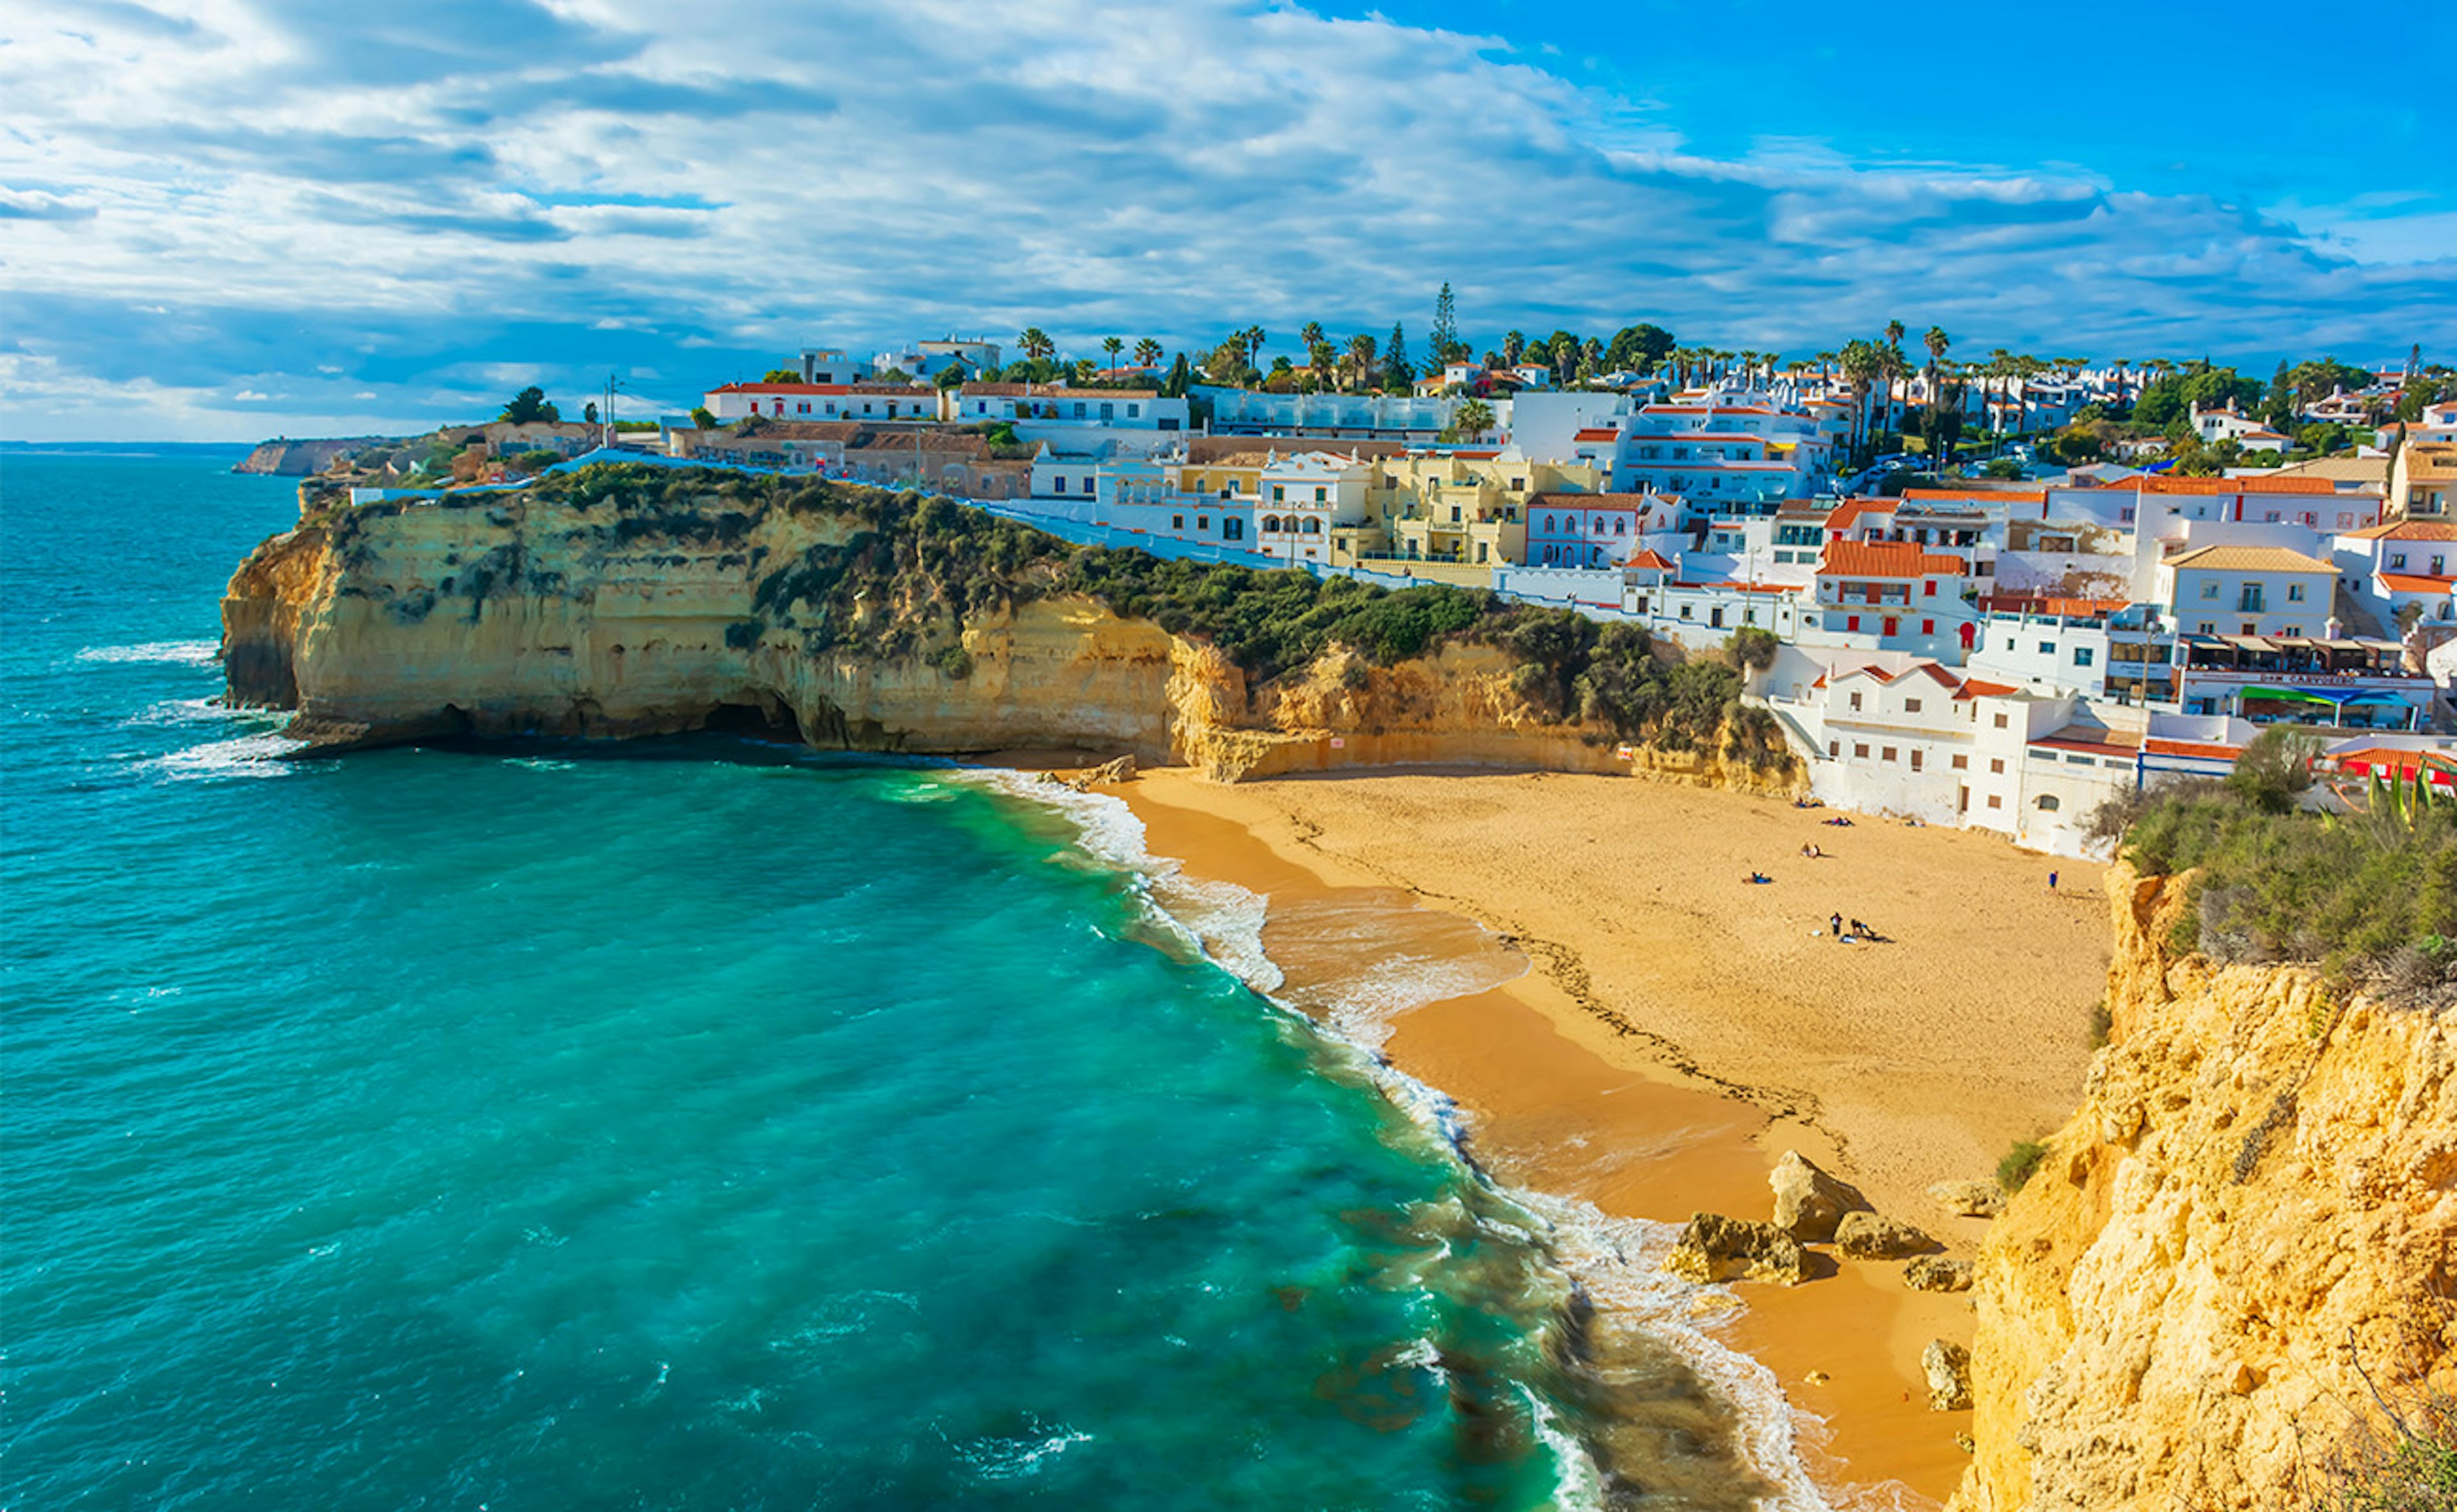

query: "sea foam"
xmin=967 ymin=769 xmax=1843 ymax=1511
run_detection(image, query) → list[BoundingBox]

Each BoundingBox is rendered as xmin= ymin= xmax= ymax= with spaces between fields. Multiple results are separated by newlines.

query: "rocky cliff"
xmin=1950 ymin=865 xmax=2456 ymax=1511
xmin=220 ymin=472 xmax=1653 ymax=780
xmin=234 ymin=437 xmax=387 ymax=475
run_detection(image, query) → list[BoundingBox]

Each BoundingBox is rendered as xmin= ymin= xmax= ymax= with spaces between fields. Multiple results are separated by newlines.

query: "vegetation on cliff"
xmin=2092 ymin=729 xmax=2456 ymax=1000
xmin=475 ymin=462 xmax=1788 ymax=765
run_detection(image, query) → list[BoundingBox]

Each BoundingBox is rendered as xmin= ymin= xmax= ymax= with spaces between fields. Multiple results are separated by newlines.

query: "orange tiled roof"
xmin=2145 ymin=738 xmax=2243 ymax=761
xmin=2137 ymin=474 xmax=2369 ymax=497
xmin=1819 ymin=540 xmax=1966 ymax=578
xmin=2341 ymin=520 xmax=2457 ymax=541
xmin=1624 ymin=550 xmax=1677 ymax=571
xmin=1954 ymin=678 xmax=2021 ymax=699
xmin=1902 ymin=487 xmax=2046 ymax=504
xmin=2378 ymin=573 xmax=2456 ymax=594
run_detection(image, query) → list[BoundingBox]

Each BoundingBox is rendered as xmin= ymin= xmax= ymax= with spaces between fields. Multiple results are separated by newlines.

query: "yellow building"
xmin=2392 ymin=442 xmax=2456 ymax=520
xmin=1362 ymin=451 xmax=1605 ymax=573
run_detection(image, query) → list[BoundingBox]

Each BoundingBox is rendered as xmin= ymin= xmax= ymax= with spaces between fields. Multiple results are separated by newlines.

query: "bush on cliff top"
xmin=2101 ymin=735 xmax=2457 ymax=1000
xmin=509 ymin=463 xmax=1784 ymax=758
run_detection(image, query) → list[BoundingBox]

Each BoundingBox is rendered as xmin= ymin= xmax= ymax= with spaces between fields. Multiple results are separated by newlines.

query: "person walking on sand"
xmin=2048 ymin=870 xmax=2058 ymax=893
xmin=1829 ymin=912 xmax=1842 ymax=938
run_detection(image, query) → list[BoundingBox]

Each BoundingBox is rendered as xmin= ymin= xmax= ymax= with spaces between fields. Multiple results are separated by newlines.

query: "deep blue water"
xmin=2 ymin=452 xmax=1636 ymax=1508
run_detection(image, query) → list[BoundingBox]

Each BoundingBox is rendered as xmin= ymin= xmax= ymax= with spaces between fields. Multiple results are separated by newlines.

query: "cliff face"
xmin=234 ymin=437 xmax=384 ymax=475
xmin=219 ymin=484 xmax=1628 ymax=780
xmin=1951 ymin=866 xmax=2457 ymax=1511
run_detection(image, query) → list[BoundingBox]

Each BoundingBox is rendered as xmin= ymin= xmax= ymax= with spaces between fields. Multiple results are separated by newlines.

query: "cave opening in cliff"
xmin=701 ymin=699 xmax=800 ymax=742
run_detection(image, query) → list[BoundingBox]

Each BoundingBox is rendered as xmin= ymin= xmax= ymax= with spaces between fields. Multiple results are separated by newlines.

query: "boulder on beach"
xmin=1923 ymin=1338 xmax=1973 ymax=1411
xmin=1664 ymin=1212 xmax=1811 ymax=1286
xmin=1768 ymin=1150 xmax=1872 ymax=1241
xmin=1904 ymin=1255 xmax=1974 ymax=1293
xmin=1927 ymin=1178 xmax=2005 ymax=1219
xmin=1836 ymin=1211 xmax=1943 ymax=1260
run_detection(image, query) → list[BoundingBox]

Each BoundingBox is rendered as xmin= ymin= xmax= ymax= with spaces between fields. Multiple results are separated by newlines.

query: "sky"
xmin=3 ymin=0 xmax=2453 ymax=441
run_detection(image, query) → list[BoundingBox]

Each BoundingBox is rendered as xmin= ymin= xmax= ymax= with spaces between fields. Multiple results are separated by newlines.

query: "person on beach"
xmin=2048 ymin=870 xmax=2058 ymax=892
xmin=1830 ymin=912 xmax=1842 ymax=938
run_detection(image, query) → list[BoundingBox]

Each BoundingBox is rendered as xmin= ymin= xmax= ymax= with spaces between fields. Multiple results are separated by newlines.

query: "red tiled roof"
xmin=1819 ymin=541 xmax=1966 ymax=578
xmin=1825 ymin=498 xmax=1888 ymax=529
xmin=2137 ymin=475 xmax=2357 ymax=497
xmin=2341 ymin=521 xmax=2457 ymax=540
xmin=1574 ymin=427 xmax=1622 ymax=441
xmin=1902 ymin=488 xmax=2047 ymax=504
xmin=1954 ymin=678 xmax=2021 ymax=699
xmin=707 ymin=382 xmax=851 ymax=395
xmin=2145 ymin=737 xmax=2243 ymax=760
xmin=2379 ymin=573 xmax=2456 ymax=594
xmin=1624 ymin=550 xmax=1676 ymax=571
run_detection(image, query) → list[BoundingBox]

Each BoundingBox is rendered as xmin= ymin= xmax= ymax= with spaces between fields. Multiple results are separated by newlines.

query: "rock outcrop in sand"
xmin=220 ymin=475 xmax=1766 ymax=783
xmin=1948 ymin=865 xmax=2457 ymax=1511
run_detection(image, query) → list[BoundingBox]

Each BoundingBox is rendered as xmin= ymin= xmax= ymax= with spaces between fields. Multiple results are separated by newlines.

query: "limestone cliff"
xmin=1950 ymin=865 xmax=2457 ymax=1511
xmin=219 ymin=474 xmax=1638 ymax=780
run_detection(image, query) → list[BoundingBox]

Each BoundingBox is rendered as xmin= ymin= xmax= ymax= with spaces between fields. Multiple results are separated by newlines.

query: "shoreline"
xmin=1037 ymin=759 xmax=2111 ymax=1509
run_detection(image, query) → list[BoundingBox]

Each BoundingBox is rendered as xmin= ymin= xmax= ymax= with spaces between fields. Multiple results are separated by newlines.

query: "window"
xmin=1904 ymin=697 xmax=1921 ymax=713
xmin=1053 ymin=477 xmax=1067 ymax=494
xmin=1921 ymin=619 xmax=1935 ymax=635
xmin=2287 ymin=583 xmax=2306 ymax=602
xmin=1992 ymin=713 xmax=2008 ymax=729
xmin=1127 ymin=403 xmax=1140 ymax=418
xmin=1314 ymin=487 xmax=1326 ymax=503
xmin=1951 ymin=754 xmax=1969 ymax=770
xmin=1197 ymin=516 xmax=1210 ymax=532
xmin=1924 ymin=580 xmax=1937 ymax=596
xmin=1883 ymin=617 xmax=1899 ymax=637
xmin=1303 ymin=518 xmax=1321 ymax=535
xmin=1171 ymin=514 xmax=1184 ymax=530
xmin=1273 ymin=486 xmax=1286 ymax=502
xmin=1511 ymin=477 xmax=1525 ymax=491
xmin=1544 ymin=515 xmax=1556 ymax=532
xmin=2391 ymin=553 xmax=2409 ymax=569
xmin=1847 ymin=615 xmax=1861 ymax=632
xmin=1849 ymin=692 xmax=1863 ymax=711
xmin=1882 ymin=746 xmax=1898 ymax=763
xmin=1072 ymin=402 xmax=1086 ymax=418
xmin=2036 ymin=794 xmax=2062 ymax=811
xmin=2197 ymin=621 xmax=2216 ymax=635
xmin=1099 ymin=402 xmax=1114 ymax=421
xmin=1829 ymin=740 xmax=1840 ymax=757
xmin=1854 ymin=743 xmax=1870 ymax=758
xmin=2201 ymin=582 xmax=2220 ymax=599
xmin=1910 ymin=749 xmax=1923 ymax=771
xmin=1987 ymin=794 xmax=2002 ymax=809
xmin=2074 ymin=648 xmax=2094 ymax=665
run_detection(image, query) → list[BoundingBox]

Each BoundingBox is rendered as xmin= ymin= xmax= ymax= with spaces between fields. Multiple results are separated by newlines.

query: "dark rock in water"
xmin=1924 ymin=1338 xmax=1973 ymax=1411
xmin=1836 ymin=1210 xmax=1943 ymax=1260
xmin=1665 ymin=1212 xmax=1810 ymax=1286
xmin=1768 ymin=1150 xmax=1872 ymax=1241
xmin=1904 ymin=1255 xmax=1975 ymax=1293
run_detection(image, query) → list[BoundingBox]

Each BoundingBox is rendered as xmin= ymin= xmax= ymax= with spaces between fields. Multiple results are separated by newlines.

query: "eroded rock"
xmin=1836 ymin=1211 xmax=1943 ymax=1259
xmin=1769 ymin=1150 xmax=1871 ymax=1241
xmin=1905 ymin=1255 xmax=1975 ymax=1293
xmin=1927 ymin=1178 xmax=2004 ymax=1219
xmin=1924 ymin=1339 xmax=1973 ymax=1411
xmin=1664 ymin=1212 xmax=1811 ymax=1286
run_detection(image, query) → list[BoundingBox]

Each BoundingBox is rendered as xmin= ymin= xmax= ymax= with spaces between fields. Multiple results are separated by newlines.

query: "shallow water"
xmin=2 ymin=451 xmax=1806 ymax=1509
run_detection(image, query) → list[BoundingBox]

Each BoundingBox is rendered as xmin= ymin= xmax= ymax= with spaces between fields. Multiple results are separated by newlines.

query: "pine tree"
xmin=1430 ymin=283 xmax=1458 ymax=366
xmin=1385 ymin=322 xmax=1411 ymax=387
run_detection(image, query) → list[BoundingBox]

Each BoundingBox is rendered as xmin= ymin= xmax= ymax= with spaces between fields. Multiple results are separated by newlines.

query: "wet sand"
xmin=1105 ymin=765 xmax=2112 ymax=1508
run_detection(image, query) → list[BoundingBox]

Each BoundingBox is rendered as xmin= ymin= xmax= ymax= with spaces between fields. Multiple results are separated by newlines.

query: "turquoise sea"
xmin=3 ymin=451 xmax=1810 ymax=1510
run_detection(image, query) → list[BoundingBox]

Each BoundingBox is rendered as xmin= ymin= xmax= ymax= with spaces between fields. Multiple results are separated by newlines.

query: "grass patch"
xmin=1997 ymin=1139 xmax=2049 ymax=1194
xmin=2087 ymin=999 xmax=2112 ymax=1049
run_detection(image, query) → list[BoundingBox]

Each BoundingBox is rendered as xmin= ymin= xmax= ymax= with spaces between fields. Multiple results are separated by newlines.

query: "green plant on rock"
xmin=1997 ymin=1139 xmax=2048 ymax=1193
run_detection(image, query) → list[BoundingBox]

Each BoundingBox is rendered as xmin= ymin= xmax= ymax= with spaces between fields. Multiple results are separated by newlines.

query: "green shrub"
xmin=1997 ymin=1139 xmax=2048 ymax=1193
xmin=2307 ymin=1390 xmax=2457 ymax=1511
xmin=2117 ymin=783 xmax=2456 ymax=995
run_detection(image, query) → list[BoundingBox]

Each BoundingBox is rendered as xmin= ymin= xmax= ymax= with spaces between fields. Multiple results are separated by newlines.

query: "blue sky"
xmin=3 ymin=0 xmax=2451 ymax=440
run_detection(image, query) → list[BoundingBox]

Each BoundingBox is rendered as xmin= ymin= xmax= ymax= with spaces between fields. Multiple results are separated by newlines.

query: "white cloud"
xmin=1 ymin=0 xmax=2450 ymax=440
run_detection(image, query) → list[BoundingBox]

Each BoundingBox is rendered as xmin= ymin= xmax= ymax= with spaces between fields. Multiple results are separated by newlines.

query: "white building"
xmin=1257 ymin=452 xmax=1372 ymax=565
xmin=2154 ymin=545 xmax=2338 ymax=639
xmin=797 ymin=347 xmax=869 ymax=385
xmin=949 ymin=383 xmax=1189 ymax=447
xmin=1801 ymin=540 xmax=1982 ymax=662
xmin=703 ymin=382 xmax=937 ymax=422
xmin=873 ymin=338 xmax=1001 ymax=381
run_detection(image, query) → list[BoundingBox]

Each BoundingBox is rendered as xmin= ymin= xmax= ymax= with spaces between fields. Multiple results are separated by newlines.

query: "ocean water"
xmin=3 ymin=451 xmax=1808 ymax=1511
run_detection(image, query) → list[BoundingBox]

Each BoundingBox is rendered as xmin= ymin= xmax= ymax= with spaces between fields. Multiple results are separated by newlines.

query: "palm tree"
xmin=1018 ymin=327 xmax=1055 ymax=367
xmin=1453 ymin=397 xmax=1495 ymax=441
xmin=1133 ymin=337 xmax=1163 ymax=369
xmin=1885 ymin=319 xmax=1905 ymax=354
xmin=1101 ymin=336 xmax=1124 ymax=372
xmin=1344 ymin=332 xmax=1379 ymax=393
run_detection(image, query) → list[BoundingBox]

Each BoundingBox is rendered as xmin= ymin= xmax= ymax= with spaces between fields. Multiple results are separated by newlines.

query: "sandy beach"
xmin=1110 ymin=763 xmax=2112 ymax=1508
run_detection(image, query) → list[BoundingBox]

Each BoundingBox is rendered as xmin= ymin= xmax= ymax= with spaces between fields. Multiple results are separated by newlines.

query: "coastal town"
xmin=280 ymin=314 xmax=2457 ymax=859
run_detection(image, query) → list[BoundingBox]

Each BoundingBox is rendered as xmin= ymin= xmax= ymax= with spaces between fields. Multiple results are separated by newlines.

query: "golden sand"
xmin=1112 ymin=765 xmax=2111 ymax=1507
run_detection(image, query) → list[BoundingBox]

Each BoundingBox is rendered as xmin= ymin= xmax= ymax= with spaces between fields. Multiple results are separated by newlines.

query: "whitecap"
xmin=144 ymin=731 xmax=310 ymax=780
xmin=956 ymin=1426 xmax=1093 ymax=1482
xmin=76 ymin=640 xmax=221 ymax=667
